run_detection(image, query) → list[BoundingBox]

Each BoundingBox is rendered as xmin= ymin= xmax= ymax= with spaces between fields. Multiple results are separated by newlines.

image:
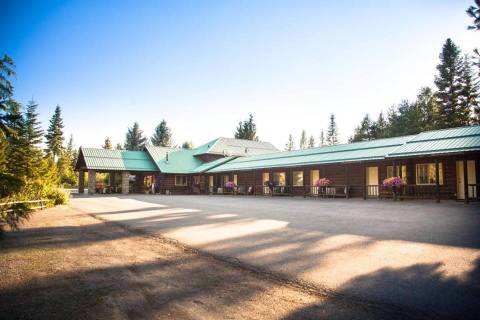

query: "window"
xmin=386 ymin=165 xmax=407 ymax=183
xmin=233 ymin=174 xmax=238 ymax=185
xmin=273 ymin=172 xmax=286 ymax=186
xmin=223 ymin=175 xmax=230 ymax=185
xmin=416 ymin=163 xmax=443 ymax=185
xmin=193 ymin=176 xmax=200 ymax=185
xmin=293 ymin=171 xmax=304 ymax=186
xmin=262 ymin=172 xmax=269 ymax=184
xmin=175 ymin=175 xmax=188 ymax=186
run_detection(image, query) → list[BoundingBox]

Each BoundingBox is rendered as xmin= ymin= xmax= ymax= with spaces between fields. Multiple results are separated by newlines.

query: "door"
xmin=457 ymin=160 xmax=477 ymax=199
xmin=310 ymin=169 xmax=319 ymax=195
xmin=208 ymin=175 xmax=214 ymax=193
xmin=366 ymin=166 xmax=379 ymax=197
xmin=262 ymin=172 xmax=270 ymax=194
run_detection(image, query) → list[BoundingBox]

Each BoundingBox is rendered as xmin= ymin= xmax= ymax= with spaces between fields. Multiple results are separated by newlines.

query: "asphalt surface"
xmin=70 ymin=194 xmax=480 ymax=319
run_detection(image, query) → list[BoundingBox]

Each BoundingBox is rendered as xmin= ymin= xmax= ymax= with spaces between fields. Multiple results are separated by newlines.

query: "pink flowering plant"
xmin=382 ymin=176 xmax=405 ymax=188
xmin=315 ymin=178 xmax=331 ymax=187
xmin=225 ymin=181 xmax=237 ymax=188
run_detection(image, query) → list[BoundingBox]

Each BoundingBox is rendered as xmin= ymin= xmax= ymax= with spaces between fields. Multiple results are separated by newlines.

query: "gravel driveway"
xmin=70 ymin=194 xmax=480 ymax=319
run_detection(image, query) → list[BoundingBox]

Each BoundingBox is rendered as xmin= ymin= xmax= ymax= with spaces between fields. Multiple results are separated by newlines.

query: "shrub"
xmin=45 ymin=188 xmax=70 ymax=206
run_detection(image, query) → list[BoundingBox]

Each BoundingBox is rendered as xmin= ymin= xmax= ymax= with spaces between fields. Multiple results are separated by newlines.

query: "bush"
xmin=45 ymin=188 xmax=70 ymax=206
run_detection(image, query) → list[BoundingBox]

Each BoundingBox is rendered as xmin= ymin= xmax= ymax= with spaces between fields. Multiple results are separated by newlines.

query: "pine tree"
xmin=308 ymin=135 xmax=315 ymax=148
xmin=124 ymin=122 xmax=147 ymax=151
xmin=181 ymin=141 xmax=193 ymax=149
xmin=24 ymin=100 xmax=43 ymax=147
xmin=285 ymin=134 xmax=295 ymax=151
xmin=115 ymin=143 xmax=123 ymax=150
xmin=151 ymin=119 xmax=172 ymax=147
xmin=0 ymin=54 xmax=16 ymax=139
xmin=467 ymin=0 xmax=480 ymax=30
xmin=372 ymin=112 xmax=387 ymax=139
xmin=326 ymin=114 xmax=338 ymax=145
xmin=319 ymin=130 xmax=325 ymax=147
xmin=234 ymin=114 xmax=258 ymax=141
xmin=459 ymin=54 xmax=480 ymax=124
xmin=45 ymin=105 xmax=65 ymax=158
xmin=103 ymin=137 xmax=113 ymax=149
xmin=351 ymin=114 xmax=373 ymax=142
xmin=299 ymin=130 xmax=307 ymax=149
xmin=434 ymin=39 xmax=466 ymax=128
xmin=415 ymin=87 xmax=438 ymax=130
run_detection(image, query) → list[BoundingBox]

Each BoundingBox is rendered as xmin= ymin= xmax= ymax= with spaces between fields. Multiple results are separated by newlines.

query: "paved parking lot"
xmin=71 ymin=195 xmax=480 ymax=319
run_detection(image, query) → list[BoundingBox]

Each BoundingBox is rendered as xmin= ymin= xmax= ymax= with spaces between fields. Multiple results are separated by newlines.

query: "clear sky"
xmin=3 ymin=0 xmax=478 ymax=150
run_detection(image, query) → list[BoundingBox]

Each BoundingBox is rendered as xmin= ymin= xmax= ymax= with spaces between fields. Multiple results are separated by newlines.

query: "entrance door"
xmin=310 ymin=169 xmax=319 ymax=195
xmin=366 ymin=166 xmax=379 ymax=197
xmin=208 ymin=176 xmax=214 ymax=194
xmin=262 ymin=172 xmax=270 ymax=194
xmin=456 ymin=160 xmax=477 ymax=199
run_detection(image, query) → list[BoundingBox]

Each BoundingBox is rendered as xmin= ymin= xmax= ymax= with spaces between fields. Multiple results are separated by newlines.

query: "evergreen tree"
xmin=372 ymin=112 xmax=388 ymax=139
xmin=4 ymin=101 xmax=29 ymax=180
xmin=415 ymin=87 xmax=438 ymax=131
xmin=124 ymin=122 xmax=147 ymax=151
xmin=459 ymin=54 xmax=480 ymax=124
xmin=326 ymin=114 xmax=338 ymax=145
xmin=45 ymin=105 xmax=65 ymax=158
xmin=103 ymin=137 xmax=113 ymax=149
xmin=181 ymin=141 xmax=193 ymax=149
xmin=285 ymin=134 xmax=295 ymax=151
xmin=434 ymin=39 xmax=466 ymax=128
xmin=24 ymin=100 xmax=43 ymax=146
xmin=351 ymin=114 xmax=373 ymax=142
xmin=0 ymin=54 xmax=16 ymax=139
xmin=308 ymin=135 xmax=315 ymax=148
xmin=319 ymin=130 xmax=325 ymax=147
xmin=151 ymin=119 xmax=172 ymax=147
xmin=299 ymin=130 xmax=307 ymax=149
xmin=467 ymin=0 xmax=480 ymax=30
xmin=234 ymin=114 xmax=258 ymax=141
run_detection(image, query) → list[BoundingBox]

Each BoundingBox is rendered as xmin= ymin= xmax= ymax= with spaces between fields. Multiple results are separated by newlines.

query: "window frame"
xmin=292 ymin=170 xmax=304 ymax=187
xmin=415 ymin=163 xmax=443 ymax=185
xmin=175 ymin=175 xmax=188 ymax=186
xmin=386 ymin=165 xmax=407 ymax=183
xmin=273 ymin=172 xmax=286 ymax=186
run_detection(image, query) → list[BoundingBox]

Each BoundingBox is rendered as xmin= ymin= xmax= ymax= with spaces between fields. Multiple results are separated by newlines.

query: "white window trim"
xmin=292 ymin=171 xmax=304 ymax=187
xmin=175 ymin=175 xmax=188 ymax=186
xmin=415 ymin=163 xmax=443 ymax=185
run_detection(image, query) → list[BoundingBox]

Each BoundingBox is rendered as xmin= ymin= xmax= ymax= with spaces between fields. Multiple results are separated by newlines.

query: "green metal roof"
xmin=387 ymin=125 xmax=480 ymax=157
xmin=193 ymin=137 xmax=278 ymax=157
xmin=208 ymin=135 xmax=414 ymax=172
xmin=145 ymin=146 xmax=205 ymax=174
xmin=78 ymin=148 xmax=158 ymax=171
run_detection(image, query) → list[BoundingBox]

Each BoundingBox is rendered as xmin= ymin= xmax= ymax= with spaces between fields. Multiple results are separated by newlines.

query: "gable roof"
xmin=386 ymin=125 xmax=480 ymax=157
xmin=76 ymin=148 xmax=158 ymax=172
xmin=193 ymin=137 xmax=278 ymax=157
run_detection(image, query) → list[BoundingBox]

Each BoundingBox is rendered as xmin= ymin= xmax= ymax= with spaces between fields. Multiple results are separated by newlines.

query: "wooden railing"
xmin=366 ymin=185 xmax=379 ymax=197
xmin=467 ymin=184 xmax=479 ymax=200
xmin=306 ymin=185 xmax=350 ymax=198
xmin=0 ymin=199 xmax=47 ymax=213
xmin=379 ymin=185 xmax=437 ymax=199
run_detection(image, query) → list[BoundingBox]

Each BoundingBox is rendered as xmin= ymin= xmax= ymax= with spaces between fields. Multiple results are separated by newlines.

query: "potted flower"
xmin=225 ymin=181 xmax=237 ymax=194
xmin=382 ymin=176 xmax=405 ymax=199
xmin=315 ymin=178 xmax=331 ymax=196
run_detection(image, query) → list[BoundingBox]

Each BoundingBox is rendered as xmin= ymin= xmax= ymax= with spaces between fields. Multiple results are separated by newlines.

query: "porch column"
xmin=392 ymin=160 xmax=397 ymax=201
xmin=109 ymin=172 xmax=115 ymax=189
xmin=87 ymin=170 xmax=96 ymax=195
xmin=345 ymin=165 xmax=349 ymax=199
xmin=362 ymin=164 xmax=367 ymax=200
xmin=78 ymin=170 xmax=85 ymax=194
xmin=435 ymin=158 xmax=440 ymax=203
xmin=121 ymin=171 xmax=130 ymax=194
xmin=463 ymin=159 xmax=469 ymax=204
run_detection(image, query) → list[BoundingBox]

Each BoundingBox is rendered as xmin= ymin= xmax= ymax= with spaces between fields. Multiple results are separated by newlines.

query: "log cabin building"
xmin=75 ymin=126 xmax=480 ymax=203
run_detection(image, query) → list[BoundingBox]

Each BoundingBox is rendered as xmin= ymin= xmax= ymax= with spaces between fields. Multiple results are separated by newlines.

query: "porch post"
xmin=109 ymin=172 xmax=115 ymax=191
xmin=463 ymin=159 xmax=469 ymax=204
xmin=435 ymin=158 xmax=440 ymax=203
xmin=345 ymin=165 xmax=349 ymax=199
xmin=121 ymin=171 xmax=130 ymax=194
xmin=78 ymin=170 xmax=85 ymax=194
xmin=87 ymin=170 xmax=96 ymax=195
xmin=392 ymin=160 xmax=397 ymax=201
xmin=362 ymin=164 xmax=367 ymax=200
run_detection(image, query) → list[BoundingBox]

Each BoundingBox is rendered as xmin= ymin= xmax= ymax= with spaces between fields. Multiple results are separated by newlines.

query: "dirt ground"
xmin=0 ymin=206 xmax=426 ymax=320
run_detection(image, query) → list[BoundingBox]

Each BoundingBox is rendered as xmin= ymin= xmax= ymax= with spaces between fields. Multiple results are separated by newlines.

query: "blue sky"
xmin=3 ymin=0 xmax=478 ymax=149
